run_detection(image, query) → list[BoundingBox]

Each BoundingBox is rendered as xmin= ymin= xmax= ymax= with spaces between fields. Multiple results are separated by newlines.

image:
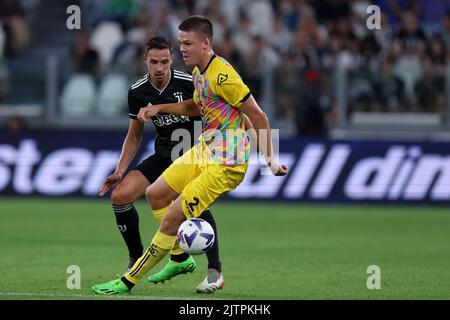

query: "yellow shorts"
xmin=162 ymin=143 xmax=248 ymax=219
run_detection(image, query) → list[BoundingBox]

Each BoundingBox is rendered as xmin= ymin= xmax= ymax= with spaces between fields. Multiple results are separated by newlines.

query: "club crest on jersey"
xmin=173 ymin=91 xmax=184 ymax=103
xmin=217 ymin=73 xmax=228 ymax=85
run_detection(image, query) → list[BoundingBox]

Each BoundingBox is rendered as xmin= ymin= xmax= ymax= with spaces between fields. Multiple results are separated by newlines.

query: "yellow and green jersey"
xmin=192 ymin=54 xmax=251 ymax=166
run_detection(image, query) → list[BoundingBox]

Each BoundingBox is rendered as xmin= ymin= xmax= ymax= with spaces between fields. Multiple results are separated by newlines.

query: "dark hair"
xmin=178 ymin=15 xmax=213 ymax=41
xmin=144 ymin=36 xmax=172 ymax=53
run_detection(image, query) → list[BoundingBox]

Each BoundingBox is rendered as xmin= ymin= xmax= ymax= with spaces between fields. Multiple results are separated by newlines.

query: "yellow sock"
xmin=124 ymin=231 xmax=176 ymax=284
xmin=170 ymin=242 xmax=184 ymax=255
xmin=152 ymin=206 xmax=169 ymax=223
xmin=152 ymin=230 xmax=177 ymax=249
xmin=152 ymin=205 xmax=184 ymax=255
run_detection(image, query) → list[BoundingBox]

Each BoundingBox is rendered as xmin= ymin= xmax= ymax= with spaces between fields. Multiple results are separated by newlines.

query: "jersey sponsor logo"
xmin=153 ymin=113 xmax=190 ymax=127
xmin=217 ymin=73 xmax=228 ymax=85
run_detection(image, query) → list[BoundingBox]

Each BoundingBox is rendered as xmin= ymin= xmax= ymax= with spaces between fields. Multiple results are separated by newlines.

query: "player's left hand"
xmin=138 ymin=103 xmax=159 ymax=123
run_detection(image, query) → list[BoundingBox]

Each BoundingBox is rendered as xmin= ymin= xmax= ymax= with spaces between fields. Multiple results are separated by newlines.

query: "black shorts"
xmin=133 ymin=154 xmax=172 ymax=184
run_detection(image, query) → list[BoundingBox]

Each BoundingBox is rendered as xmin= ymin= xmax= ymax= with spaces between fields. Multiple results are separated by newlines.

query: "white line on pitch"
xmin=0 ymin=291 xmax=210 ymax=300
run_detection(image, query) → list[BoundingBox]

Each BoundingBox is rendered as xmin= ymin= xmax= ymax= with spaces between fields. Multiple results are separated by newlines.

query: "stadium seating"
xmin=90 ymin=21 xmax=124 ymax=68
xmin=0 ymin=25 xmax=5 ymax=59
xmin=97 ymin=73 xmax=128 ymax=117
xmin=59 ymin=74 xmax=96 ymax=117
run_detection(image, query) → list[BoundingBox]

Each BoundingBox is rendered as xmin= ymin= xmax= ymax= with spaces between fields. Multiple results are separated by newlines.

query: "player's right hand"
xmin=99 ymin=172 xmax=123 ymax=196
xmin=273 ymin=164 xmax=289 ymax=176
xmin=269 ymin=161 xmax=289 ymax=176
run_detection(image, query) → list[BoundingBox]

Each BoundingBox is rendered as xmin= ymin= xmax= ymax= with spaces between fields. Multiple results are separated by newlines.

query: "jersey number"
xmin=185 ymin=197 xmax=200 ymax=216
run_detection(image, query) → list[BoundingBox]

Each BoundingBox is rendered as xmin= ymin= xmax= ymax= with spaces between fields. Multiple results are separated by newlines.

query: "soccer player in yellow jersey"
xmin=92 ymin=15 xmax=288 ymax=295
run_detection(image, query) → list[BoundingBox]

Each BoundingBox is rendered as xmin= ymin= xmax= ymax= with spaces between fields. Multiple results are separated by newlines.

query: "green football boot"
xmin=91 ymin=277 xmax=130 ymax=295
xmin=148 ymin=256 xmax=196 ymax=284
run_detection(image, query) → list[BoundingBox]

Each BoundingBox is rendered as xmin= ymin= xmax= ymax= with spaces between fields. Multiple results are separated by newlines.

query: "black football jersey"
xmin=128 ymin=69 xmax=200 ymax=160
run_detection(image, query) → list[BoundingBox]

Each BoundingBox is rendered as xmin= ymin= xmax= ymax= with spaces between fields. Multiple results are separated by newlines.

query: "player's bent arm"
xmin=240 ymin=96 xmax=272 ymax=159
xmin=138 ymin=99 xmax=199 ymax=122
xmin=244 ymin=114 xmax=254 ymax=130
xmin=115 ymin=119 xmax=144 ymax=175
xmin=240 ymin=95 xmax=288 ymax=176
xmin=99 ymin=119 xmax=144 ymax=196
xmin=244 ymin=114 xmax=258 ymax=151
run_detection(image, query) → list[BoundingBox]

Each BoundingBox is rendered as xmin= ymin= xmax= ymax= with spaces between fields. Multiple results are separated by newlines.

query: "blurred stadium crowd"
xmin=1 ymin=0 xmax=449 ymax=137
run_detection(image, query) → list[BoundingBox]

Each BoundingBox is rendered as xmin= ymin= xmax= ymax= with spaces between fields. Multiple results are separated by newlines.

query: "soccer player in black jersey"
xmin=99 ymin=36 xmax=223 ymax=293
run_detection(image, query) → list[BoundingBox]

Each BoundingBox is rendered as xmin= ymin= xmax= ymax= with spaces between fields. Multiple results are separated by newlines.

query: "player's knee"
xmin=146 ymin=183 xmax=174 ymax=211
xmin=145 ymin=185 xmax=154 ymax=203
xmin=145 ymin=185 xmax=164 ymax=204
xmin=111 ymin=187 xmax=132 ymax=205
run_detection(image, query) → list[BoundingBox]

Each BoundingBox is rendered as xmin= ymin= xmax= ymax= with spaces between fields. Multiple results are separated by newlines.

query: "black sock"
xmin=199 ymin=209 xmax=222 ymax=272
xmin=112 ymin=203 xmax=143 ymax=259
xmin=171 ymin=252 xmax=190 ymax=263
xmin=120 ymin=276 xmax=135 ymax=290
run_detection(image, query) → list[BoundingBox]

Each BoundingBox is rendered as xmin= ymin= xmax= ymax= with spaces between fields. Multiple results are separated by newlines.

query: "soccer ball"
xmin=177 ymin=218 xmax=215 ymax=255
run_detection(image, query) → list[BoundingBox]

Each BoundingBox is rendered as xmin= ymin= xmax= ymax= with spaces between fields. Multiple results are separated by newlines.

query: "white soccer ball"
xmin=177 ymin=218 xmax=215 ymax=255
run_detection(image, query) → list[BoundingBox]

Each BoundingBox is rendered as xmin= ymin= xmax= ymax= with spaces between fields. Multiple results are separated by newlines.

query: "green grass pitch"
xmin=1 ymin=197 xmax=449 ymax=300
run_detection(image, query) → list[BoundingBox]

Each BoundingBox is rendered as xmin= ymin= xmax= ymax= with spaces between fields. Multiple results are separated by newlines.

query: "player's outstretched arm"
xmin=240 ymin=95 xmax=288 ymax=176
xmin=99 ymin=119 xmax=144 ymax=196
xmin=138 ymin=99 xmax=199 ymax=123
